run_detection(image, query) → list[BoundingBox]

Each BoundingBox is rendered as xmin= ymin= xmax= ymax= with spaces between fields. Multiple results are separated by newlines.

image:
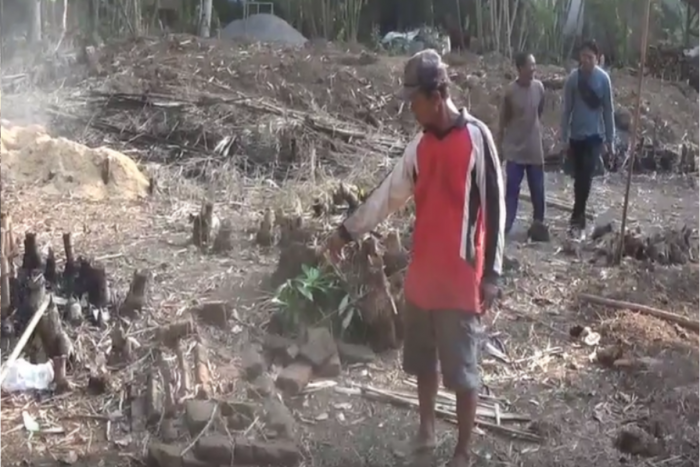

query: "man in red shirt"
xmin=325 ymin=49 xmax=505 ymax=466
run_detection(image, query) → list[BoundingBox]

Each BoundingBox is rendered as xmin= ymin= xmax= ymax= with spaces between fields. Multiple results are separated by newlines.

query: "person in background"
xmin=560 ymin=39 xmax=615 ymax=238
xmin=324 ymin=49 xmax=505 ymax=467
xmin=497 ymin=52 xmax=549 ymax=242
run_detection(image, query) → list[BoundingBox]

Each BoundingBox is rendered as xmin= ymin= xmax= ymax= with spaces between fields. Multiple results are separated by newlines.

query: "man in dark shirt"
xmin=324 ymin=50 xmax=505 ymax=467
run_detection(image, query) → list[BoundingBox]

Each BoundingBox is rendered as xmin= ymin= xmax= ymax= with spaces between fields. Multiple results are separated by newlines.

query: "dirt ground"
xmin=0 ymin=36 xmax=698 ymax=467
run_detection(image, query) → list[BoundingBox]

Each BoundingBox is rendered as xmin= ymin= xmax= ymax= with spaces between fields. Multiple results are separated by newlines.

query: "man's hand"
xmin=480 ymin=280 xmax=500 ymax=312
xmin=322 ymin=230 xmax=347 ymax=263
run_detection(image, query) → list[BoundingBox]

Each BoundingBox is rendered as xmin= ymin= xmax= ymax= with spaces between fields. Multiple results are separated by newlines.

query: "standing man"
xmin=324 ymin=49 xmax=505 ymax=467
xmin=497 ymin=52 xmax=549 ymax=242
xmin=560 ymin=39 xmax=615 ymax=238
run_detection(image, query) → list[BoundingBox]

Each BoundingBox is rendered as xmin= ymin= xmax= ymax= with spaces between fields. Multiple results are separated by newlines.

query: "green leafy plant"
xmin=271 ymin=264 xmax=363 ymax=337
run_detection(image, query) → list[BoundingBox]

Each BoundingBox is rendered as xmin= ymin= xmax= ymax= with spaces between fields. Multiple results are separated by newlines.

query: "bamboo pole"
xmin=615 ymin=0 xmax=653 ymax=264
xmin=0 ymin=295 xmax=52 ymax=386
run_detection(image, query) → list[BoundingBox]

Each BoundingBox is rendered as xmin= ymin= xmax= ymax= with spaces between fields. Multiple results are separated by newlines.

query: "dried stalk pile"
xmin=50 ymin=89 xmax=405 ymax=182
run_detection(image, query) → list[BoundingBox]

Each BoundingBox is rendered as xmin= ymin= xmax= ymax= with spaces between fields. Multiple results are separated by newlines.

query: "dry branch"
xmin=579 ymin=293 xmax=699 ymax=332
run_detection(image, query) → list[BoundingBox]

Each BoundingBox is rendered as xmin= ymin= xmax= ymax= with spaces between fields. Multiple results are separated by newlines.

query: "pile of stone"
xmin=147 ymin=326 xmax=376 ymax=467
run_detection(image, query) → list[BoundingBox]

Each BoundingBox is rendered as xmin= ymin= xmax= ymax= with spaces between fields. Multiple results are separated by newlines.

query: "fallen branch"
xmin=579 ymin=293 xmax=699 ymax=333
xmin=0 ymin=294 xmax=51 ymax=385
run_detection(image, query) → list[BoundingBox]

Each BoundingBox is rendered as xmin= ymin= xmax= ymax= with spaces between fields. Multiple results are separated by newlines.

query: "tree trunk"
xmin=28 ymin=0 xmax=42 ymax=44
xmin=199 ymin=0 xmax=212 ymax=37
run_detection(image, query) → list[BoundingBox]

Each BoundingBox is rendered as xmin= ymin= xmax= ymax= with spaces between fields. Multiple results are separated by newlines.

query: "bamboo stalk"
xmin=0 ymin=294 xmax=52 ymax=385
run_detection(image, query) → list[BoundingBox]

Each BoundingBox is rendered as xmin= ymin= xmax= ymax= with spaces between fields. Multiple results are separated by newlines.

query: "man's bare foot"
xmin=446 ymin=451 xmax=471 ymax=467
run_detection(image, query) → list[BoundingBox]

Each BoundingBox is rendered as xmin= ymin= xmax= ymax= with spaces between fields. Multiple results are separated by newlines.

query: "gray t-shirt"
xmin=497 ymin=79 xmax=545 ymax=165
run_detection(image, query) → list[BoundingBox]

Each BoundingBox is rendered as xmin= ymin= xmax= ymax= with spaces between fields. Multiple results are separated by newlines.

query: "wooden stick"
xmin=616 ymin=0 xmax=652 ymax=264
xmin=0 ymin=294 xmax=51 ymax=385
xmin=359 ymin=385 xmax=541 ymax=442
xmin=579 ymin=293 xmax=699 ymax=333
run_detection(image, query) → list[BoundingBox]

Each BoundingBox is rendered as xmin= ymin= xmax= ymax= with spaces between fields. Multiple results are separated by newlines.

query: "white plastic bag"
xmin=1 ymin=358 xmax=54 ymax=392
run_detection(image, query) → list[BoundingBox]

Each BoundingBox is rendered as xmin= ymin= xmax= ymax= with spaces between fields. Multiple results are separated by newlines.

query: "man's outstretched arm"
xmin=338 ymin=134 xmax=420 ymax=242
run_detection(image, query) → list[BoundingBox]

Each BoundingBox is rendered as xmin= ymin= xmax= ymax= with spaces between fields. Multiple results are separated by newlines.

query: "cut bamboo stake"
xmin=0 ymin=294 xmax=52 ymax=385
xmin=616 ymin=0 xmax=653 ymax=264
xmin=358 ymin=384 xmax=541 ymax=442
xmin=579 ymin=293 xmax=699 ymax=333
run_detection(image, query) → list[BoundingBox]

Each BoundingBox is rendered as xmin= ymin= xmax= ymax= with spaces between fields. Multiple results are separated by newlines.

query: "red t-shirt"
xmin=342 ymin=106 xmax=505 ymax=313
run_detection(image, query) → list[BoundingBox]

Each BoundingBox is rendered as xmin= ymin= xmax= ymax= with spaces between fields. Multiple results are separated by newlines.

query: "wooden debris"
xmin=579 ymin=293 xmax=699 ymax=332
xmin=276 ymin=361 xmax=313 ymax=394
xmin=175 ymin=342 xmax=191 ymax=397
xmin=145 ymin=371 xmax=163 ymax=427
xmin=118 ymin=269 xmax=149 ymax=318
xmin=108 ymin=323 xmax=132 ymax=364
xmin=0 ymin=213 xmax=13 ymax=317
xmin=255 ymin=208 xmax=275 ymax=247
xmin=213 ymin=219 xmax=234 ymax=253
xmin=155 ymin=349 xmax=176 ymax=417
xmin=193 ymin=342 xmax=211 ymax=399
xmin=158 ymin=320 xmax=196 ymax=348
xmin=192 ymin=201 xmax=216 ymax=249
xmin=44 ymin=248 xmax=57 ymax=289
xmin=62 ymin=233 xmax=77 ymax=292
xmin=53 ymin=355 xmax=70 ymax=393
xmin=22 ymin=232 xmax=42 ymax=271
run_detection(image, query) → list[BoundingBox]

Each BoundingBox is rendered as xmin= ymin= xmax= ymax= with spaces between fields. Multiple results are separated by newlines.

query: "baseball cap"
xmin=400 ymin=49 xmax=451 ymax=101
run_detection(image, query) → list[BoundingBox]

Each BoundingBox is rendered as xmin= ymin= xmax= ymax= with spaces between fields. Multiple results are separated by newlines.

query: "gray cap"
xmin=400 ymin=49 xmax=450 ymax=101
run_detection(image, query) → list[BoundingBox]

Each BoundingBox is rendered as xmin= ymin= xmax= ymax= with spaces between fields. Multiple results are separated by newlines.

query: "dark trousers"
xmin=568 ymin=138 xmax=603 ymax=228
xmin=505 ymin=161 xmax=545 ymax=233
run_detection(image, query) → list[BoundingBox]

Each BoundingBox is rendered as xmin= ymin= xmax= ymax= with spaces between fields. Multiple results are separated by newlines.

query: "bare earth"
xmin=1 ymin=37 xmax=698 ymax=467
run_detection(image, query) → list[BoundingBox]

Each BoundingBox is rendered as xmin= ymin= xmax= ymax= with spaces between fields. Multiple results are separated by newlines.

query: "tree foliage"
xmin=1 ymin=0 xmax=694 ymax=65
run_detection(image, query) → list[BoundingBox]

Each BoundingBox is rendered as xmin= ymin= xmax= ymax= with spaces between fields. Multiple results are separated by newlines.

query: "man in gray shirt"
xmin=497 ymin=52 xmax=549 ymax=242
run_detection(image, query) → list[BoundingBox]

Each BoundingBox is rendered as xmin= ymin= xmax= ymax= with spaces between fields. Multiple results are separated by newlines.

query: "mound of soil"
xmin=0 ymin=122 xmax=150 ymax=200
xmin=221 ymin=13 xmax=308 ymax=46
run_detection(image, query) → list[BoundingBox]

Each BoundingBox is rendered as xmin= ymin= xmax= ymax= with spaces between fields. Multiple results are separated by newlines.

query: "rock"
xmin=220 ymin=401 xmax=256 ymax=430
xmin=181 ymin=452 xmax=210 ymax=467
xmin=194 ymin=435 xmax=234 ymax=465
xmin=337 ymin=342 xmax=375 ymax=364
xmin=219 ymin=400 xmax=256 ymax=419
xmin=192 ymin=301 xmax=230 ymax=329
xmin=184 ymin=400 xmax=216 ymax=436
xmin=264 ymin=399 xmax=296 ymax=439
xmin=615 ymin=426 xmax=663 ymax=457
xmin=234 ymin=439 xmax=302 ymax=466
xmin=160 ymin=418 xmax=180 ymax=443
xmin=263 ymin=334 xmax=299 ymax=365
xmin=248 ymin=374 xmax=275 ymax=400
xmin=316 ymin=353 xmax=341 ymax=378
xmin=276 ymin=361 xmax=313 ymax=394
xmin=241 ymin=347 xmax=266 ymax=381
xmin=615 ymin=107 xmax=633 ymax=132
xmin=147 ymin=442 xmax=182 ymax=467
xmin=299 ymin=327 xmax=337 ymax=369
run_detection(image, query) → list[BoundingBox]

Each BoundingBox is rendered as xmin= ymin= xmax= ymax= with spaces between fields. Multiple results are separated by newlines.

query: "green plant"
xmin=271 ymin=264 xmax=362 ymax=338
